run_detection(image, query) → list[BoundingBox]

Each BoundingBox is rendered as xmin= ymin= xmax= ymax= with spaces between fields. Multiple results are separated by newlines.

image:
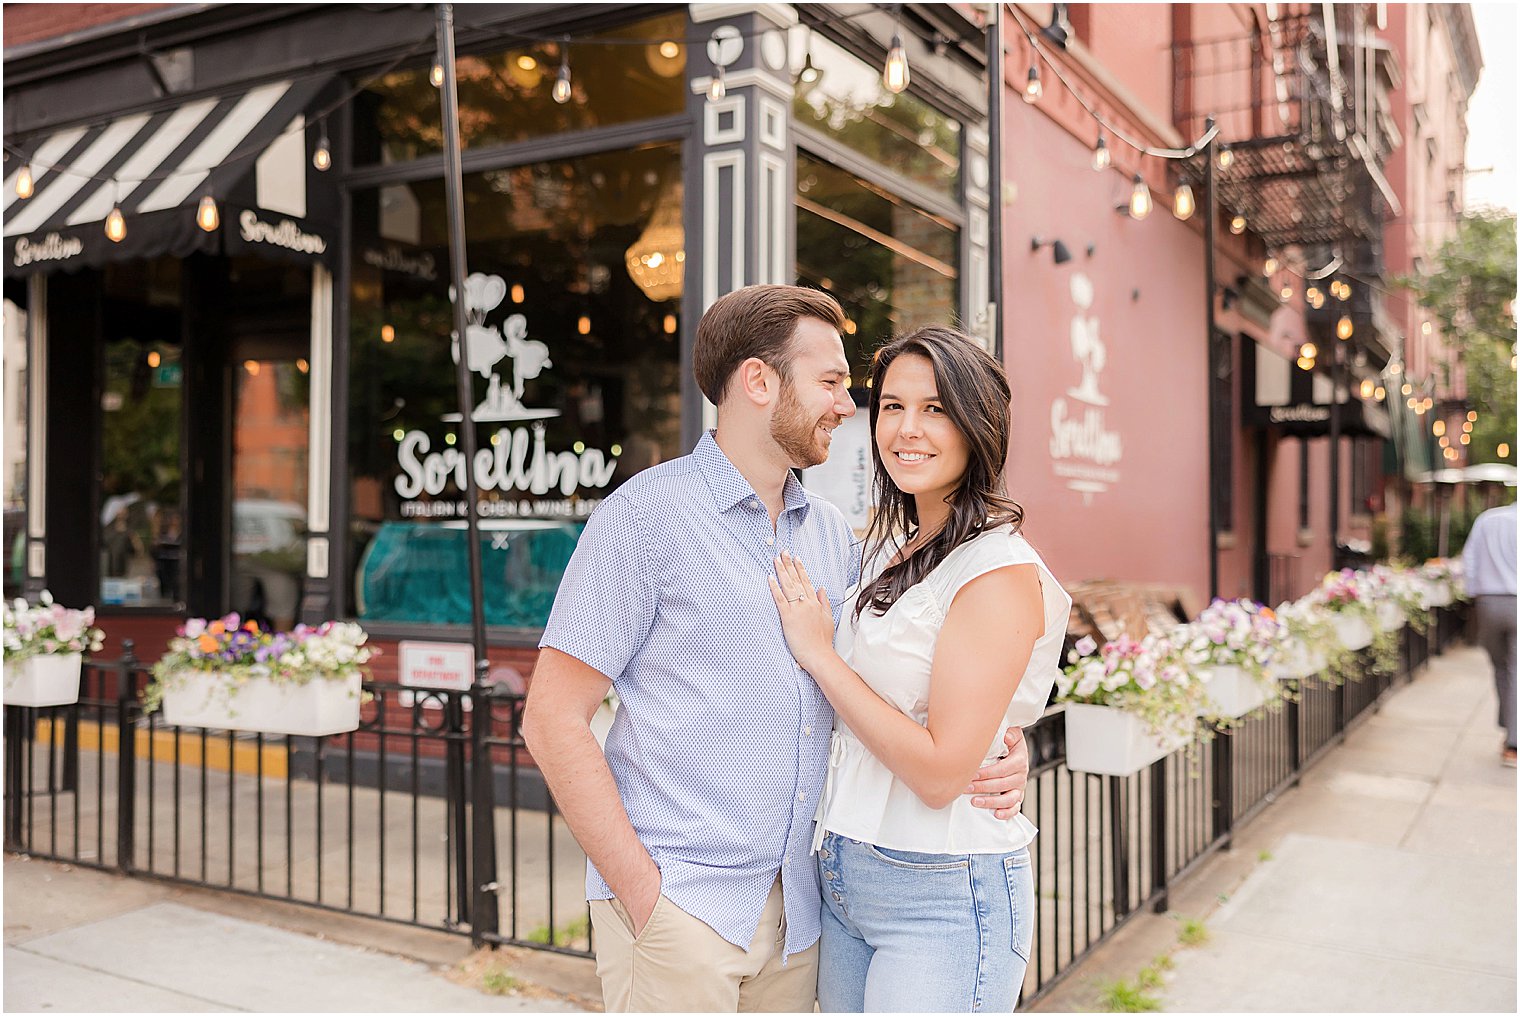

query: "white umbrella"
xmin=1461 ymin=463 xmax=1518 ymax=486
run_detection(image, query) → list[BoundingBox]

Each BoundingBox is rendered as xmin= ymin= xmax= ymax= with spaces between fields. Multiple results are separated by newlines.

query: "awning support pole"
xmin=1204 ymin=116 xmax=1219 ymax=601
xmin=434 ymin=2 xmax=498 ymax=946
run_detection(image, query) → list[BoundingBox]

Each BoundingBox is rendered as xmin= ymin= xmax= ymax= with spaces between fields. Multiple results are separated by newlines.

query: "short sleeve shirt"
xmin=540 ymin=431 xmax=860 ymax=956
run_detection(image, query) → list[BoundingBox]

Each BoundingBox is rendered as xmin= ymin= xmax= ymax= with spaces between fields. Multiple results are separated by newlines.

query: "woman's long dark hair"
xmin=854 ymin=326 xmax=1024 ymax=619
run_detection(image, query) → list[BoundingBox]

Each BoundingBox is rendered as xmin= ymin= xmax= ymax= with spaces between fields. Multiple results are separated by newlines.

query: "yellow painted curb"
xmin=32 ymin=718 xmax=289 ymax=779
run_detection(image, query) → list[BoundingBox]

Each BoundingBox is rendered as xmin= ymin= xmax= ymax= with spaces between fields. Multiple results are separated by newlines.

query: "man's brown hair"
xmin=693 ymin=285 xmax=847 ymax=404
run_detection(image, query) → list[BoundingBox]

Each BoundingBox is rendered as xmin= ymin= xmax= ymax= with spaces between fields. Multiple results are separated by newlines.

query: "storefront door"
xmin=224 ymin=262 xmax=311 ymax=630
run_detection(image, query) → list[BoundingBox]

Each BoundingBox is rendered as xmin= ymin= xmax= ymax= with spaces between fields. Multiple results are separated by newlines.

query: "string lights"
xmin=1172 ymin=181 xmax=1195 ymax=220
xmin=312 ymin=117 xmax=332 ymax=171
xmin=1023 ymin=65 xmax=1042 ymax=104
xmin=883 ymin=28 xmax=910 ymax=93
xmin=553 ymin=51 xmax=573 ymax=103
xmin=15 ymin=163 xmax=33 ymax=199
xmin=1091 ymin=133 xmax=1111 ymax=171
xmin=1128 ymin=174 xmax=1152 ymax=219
xmin=196 ymin=193 xmax=219 ymax=232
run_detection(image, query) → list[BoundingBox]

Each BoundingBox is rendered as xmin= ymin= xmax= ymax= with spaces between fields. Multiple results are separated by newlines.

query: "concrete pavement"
xmin=3 ymin=857 xmax=592 ymax=1012
xmin=1031 ymin=643 xmax=1517 ymax=1013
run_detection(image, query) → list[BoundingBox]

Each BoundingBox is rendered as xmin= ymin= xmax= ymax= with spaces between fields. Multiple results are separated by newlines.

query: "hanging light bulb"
xmin=313 ymin=118 xmax=332 ymax=171
xmin=1306 ymin=286 xmax=1322 ymax=304
xmin=1375 ymin=386 xmax=1386 ymax=401
xmin=1092 ymin=133 xmax=1111 ymax=171
xmin=1216 ymin=143 xmax=1234 ymax=171
xmin=1300 ymin=342 xmax=1318 ymax=360
xmin=799 ymin=50 xmax=820 ymax=84
xmin=14 ymin=163 xmax=34 ymax=200
xmin=1467 ymin=410 xmax=1478 ymax=421
xmin=1023 ymin=64 xmax=1042 ymax=104
xmin=105 ymin=204 xmax=126 ymax=243
xmin=708 ymin=63 xmax=726 ymax=102
xmin=883 ymin=32 xmax=910 ymax=93
xmin=1229 ymin=213 xmax=1247 ymax=234
xmin=196 ymin=193 xmax=219 ymax=232
xmin=1401 ymin=383 xmax=1413 ymax=396
xmin=1280 ymin=285 xmax=1294 ymax=301
xmin=1172 ymin=182 xmax=1195 ymax=220
xmin=1336 ymin=280 xmax=1351 ymax=301
xmin=1297 ymin=356 xmax=1316 ymax=371
xmin=553 ymin=54 xmax=573 ymax=103
xmin=430 ymin=62 xmax=445 ymax=88
xmin=1336 ymin=315 xmax=1353 ymax=340
xmin=1359 ymin=378 xmax=1375 ymax=399
xmin=1263 ymin=255 xmax=1279 ymax=276
xmin=1128 ymin=174 xmax=1152 ymax=219
xmin=1433 ymin=419 xmax=1447 ymax=436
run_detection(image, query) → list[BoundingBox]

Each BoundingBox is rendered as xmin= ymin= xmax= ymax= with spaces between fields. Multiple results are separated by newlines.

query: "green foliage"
xmin=1175 ymin=915 xmax=1210 ymax=947
xmin=1097 ymin=978 xmax=1163 ymax=1012
xmin=1257 ymin=849 xmax=1274 ymax=862
xmin=480 ymin=968 xmax=522 ymax=996
xmin=524 ymin=913 xmax=589 ymax=946
xmin=1395 ymin=212 xmax=1518 ymax=465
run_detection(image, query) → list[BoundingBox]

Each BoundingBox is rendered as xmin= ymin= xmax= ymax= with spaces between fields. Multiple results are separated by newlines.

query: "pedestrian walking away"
xmin=1462 ymin=500 xmax=1517 ymax=766
xmin=771 ymin=327 xmax=1070 ymax=1012
xmin=522 ymin=285 xmax=1033 ymax=1013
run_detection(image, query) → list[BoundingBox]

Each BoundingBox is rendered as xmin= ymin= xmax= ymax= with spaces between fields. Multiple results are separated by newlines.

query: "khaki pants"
xmin=589 ymin=876 xmax=819 ymax=1012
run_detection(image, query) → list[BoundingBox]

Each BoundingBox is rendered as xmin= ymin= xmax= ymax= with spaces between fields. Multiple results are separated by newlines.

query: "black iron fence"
xmin=4 ymin=606 xmax=1466 ymax=1006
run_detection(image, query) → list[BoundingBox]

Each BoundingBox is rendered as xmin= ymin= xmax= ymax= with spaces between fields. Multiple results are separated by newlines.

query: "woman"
xmin=769 ymin=326 xmax=1070 ymax=1013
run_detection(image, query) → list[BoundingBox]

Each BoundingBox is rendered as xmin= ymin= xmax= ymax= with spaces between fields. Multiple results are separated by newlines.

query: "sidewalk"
xmin=1032 ymin=643 xmax=1517 ymax=1013
xmin=3 ymin=857 xmax=595 ymax=1012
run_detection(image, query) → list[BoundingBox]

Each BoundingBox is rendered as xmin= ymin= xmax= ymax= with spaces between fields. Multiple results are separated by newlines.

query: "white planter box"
xmin=3 ymin=653 xmax=83 ymax=707
xmin=1197 ymin=665 xmax=1267 ymax=718
xmin=1375 ymin=602 xmax=1405 ymax=632
xmin=1332 ymin=614 xmax=1373 ymax=651
xmin=161 ymin=671 xmax=361 ymax=737
xmin=1277 ymin=642 xmax=1327 ymax=681
xmin=1063 ymin=703 xmax=1189 ymax=777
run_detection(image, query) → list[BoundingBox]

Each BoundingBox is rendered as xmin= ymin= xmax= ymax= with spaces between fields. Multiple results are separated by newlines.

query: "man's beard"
xmin=770 ymin=378 xmax=834 ymax=468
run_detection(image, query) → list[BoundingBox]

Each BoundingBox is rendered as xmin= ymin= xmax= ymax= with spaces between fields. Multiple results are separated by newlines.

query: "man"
xmin=1462 ymin=500 xmax=1516 ymax=767
xmin=522 ymin=285 xmax=1031 ymax=1012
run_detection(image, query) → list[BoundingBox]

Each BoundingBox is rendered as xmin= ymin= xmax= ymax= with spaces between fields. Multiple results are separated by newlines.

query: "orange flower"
xmin=197 ymin=634 xmax=219 ymax=653
xmin=208 ymin=621 xmax=225 ymax=635
xmin=1261 ymin=606 xmax=1276 ymax=620
xmin=243 ymin=620 xmax=259 ymax=633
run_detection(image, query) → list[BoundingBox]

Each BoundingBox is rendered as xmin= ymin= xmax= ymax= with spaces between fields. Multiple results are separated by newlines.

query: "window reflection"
xmin=354 ymin=12 xmax=687 ymax=165
xmin=790 ymin=29 xmax=962 ymax=196
xmin=348 ymin=142 xmax=683 ymax=628
xmin=795 ymin=153 xmax=960 ymax=376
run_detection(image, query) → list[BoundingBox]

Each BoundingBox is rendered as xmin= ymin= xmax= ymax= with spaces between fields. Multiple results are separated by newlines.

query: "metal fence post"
xmin=1286 ymin=691 xmax=1302 ymax=784
xmin=1149 ymin=757 xmax=1169 ymax=913
xmin=3 ymin=705 xmax=24 ymax=849
xmin=1108 ymin=776 xmax=1131 ymax=920
xmin=116 ymin=640 xmax=138 ymax=873
xmin=1211 ymin=731 xmax=1234 ymax=849
xmin=1334 ymin=662 xmax=1349 ymax=738
xmin=444 ymin=694 xmax=471 ymax=926
xmin=468 ymin=667 xmax=499 ymax=946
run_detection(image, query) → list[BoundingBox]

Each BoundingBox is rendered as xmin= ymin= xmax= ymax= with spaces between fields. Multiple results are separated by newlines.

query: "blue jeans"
xmin=815 ymin=831 xmax=1034 ymax=1013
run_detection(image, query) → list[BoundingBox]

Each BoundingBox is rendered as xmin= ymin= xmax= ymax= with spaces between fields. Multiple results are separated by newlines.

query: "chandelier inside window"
xmin=625 ymin=179 xmax=684 ymax=302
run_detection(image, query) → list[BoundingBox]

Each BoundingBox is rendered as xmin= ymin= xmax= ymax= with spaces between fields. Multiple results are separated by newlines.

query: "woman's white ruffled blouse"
xmin=812 ymin=524 xmax=1071 ymax=854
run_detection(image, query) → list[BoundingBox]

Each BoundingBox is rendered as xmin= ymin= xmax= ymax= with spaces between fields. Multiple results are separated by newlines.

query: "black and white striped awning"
xmin=3 ymin=76 xmax=337 ymax=276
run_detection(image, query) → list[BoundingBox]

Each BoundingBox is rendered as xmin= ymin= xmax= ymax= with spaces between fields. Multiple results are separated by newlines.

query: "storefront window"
xmin=795 ymin=152 xmax=960 ymax=377
xmin=353 ymin=12 xmax=687 ymax=165
xmin=99 ymin=259 xmax=184 ymax=608
xmin=348 ymin=142 xmax=683 ymax=629
xmin=790 ymin=30 xmax=962 ymax=198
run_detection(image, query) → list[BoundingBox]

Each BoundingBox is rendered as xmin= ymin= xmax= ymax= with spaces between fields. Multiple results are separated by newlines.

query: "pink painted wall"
xmin=1000 ymin=102 xmax=1210 ymax=600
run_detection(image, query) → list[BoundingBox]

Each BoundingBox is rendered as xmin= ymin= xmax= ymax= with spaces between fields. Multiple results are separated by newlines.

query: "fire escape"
xmin=1174 ymin=4 xmax=1403 ymax=364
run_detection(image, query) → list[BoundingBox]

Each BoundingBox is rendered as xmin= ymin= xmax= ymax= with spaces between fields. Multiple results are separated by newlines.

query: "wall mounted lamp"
xmin=1030 ymin=237 xmax=1072 ymax=265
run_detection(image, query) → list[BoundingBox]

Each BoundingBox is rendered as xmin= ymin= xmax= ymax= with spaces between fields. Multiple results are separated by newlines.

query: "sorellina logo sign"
xmin=1049 ymin=273 xmax=1123 ymax=504
xmin=394 ymin=272 xmax=618 ymax=518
